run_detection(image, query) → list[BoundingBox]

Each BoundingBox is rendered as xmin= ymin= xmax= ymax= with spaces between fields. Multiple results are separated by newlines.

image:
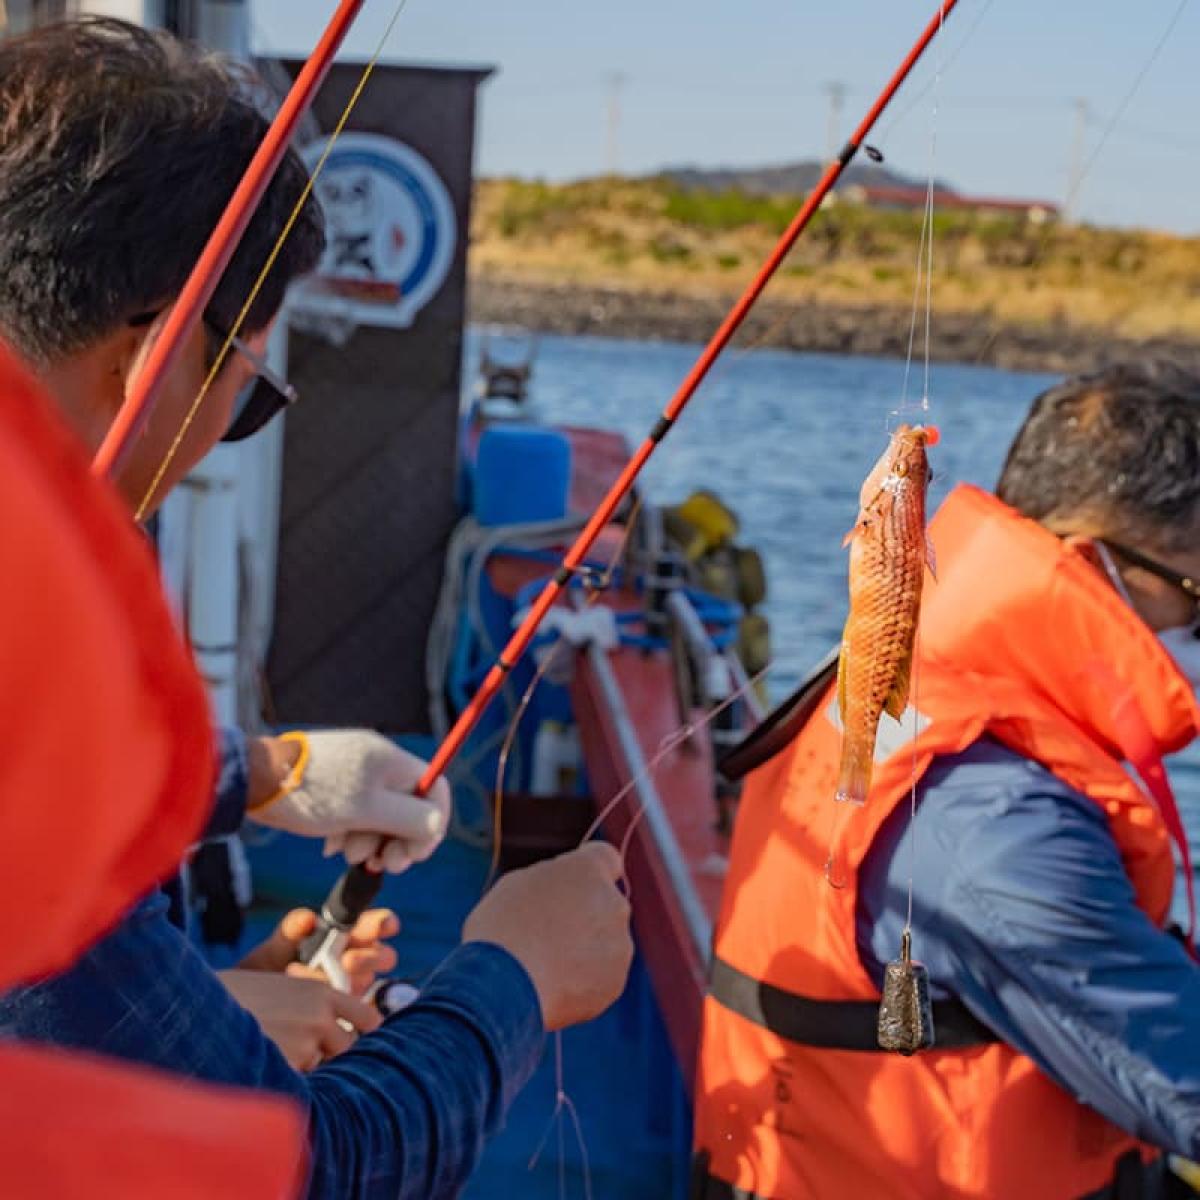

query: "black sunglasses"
xmin=127 ymin=310 xmax=298 ymax=443
xmin=203 ymin=317 xmax=298 ymax=443
xmin=1103 ymin=539 xmax=1200 ymax=624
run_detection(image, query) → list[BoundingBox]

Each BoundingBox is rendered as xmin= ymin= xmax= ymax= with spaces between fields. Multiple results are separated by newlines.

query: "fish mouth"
xmin=900 ymin=423 xmax=940 ymax=447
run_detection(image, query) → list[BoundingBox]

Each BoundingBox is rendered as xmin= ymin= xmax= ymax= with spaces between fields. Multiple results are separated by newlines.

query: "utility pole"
xmin=823 ymin=80 xmax=847 ymax=161
xmin=605 ymin=71 xmax=626 ymax=177
xmin=1065 ymin=97 xmax=1089 ymax=223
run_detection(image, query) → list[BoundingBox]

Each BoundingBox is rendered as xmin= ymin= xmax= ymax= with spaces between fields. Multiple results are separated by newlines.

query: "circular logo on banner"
xmin=290 ymin=133 xmax=456 ymax=329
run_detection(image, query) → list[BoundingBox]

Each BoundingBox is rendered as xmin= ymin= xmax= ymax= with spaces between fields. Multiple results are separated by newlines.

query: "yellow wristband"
xmin=248 ymin=730 xmax=311 ymax=812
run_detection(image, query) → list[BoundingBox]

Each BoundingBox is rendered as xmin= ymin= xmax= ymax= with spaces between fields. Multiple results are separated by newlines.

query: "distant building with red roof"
xmin=842 ymin=183 xmax=1059 ymax=224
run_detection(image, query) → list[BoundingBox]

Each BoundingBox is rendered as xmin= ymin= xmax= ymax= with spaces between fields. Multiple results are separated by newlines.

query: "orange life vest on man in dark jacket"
xmin=694 ymin=484 xmax=1198 ymax=1200
xmin=0 ymin=344 xmax=308 ymax=1199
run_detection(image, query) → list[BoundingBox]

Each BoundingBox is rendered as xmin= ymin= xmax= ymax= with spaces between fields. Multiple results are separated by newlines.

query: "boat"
xmin=243 ymin=336 xmax=771 ymax=1196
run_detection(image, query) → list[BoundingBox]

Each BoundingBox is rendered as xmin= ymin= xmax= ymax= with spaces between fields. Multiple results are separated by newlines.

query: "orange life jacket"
xmin=694 ymin=484 xmax=1198 ymax=1200
xmin=0 ymin=343 xmax=307 ymax=1197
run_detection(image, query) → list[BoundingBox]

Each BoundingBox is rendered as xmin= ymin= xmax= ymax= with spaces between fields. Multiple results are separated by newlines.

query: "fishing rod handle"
xmin=298 ymin=862 xmax=384 ymax=982
xmin=301 ymin=762 xmax=441 ymax=982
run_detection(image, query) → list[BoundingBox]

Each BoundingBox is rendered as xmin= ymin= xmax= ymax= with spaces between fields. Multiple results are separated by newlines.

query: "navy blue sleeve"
xmin=204 ymin=724 xmax=250 ymax=840
xmin=0 ymin=892 xmax=544 ymax=1199
xmin=858 ymin=739 xmax=1200 ymax=1159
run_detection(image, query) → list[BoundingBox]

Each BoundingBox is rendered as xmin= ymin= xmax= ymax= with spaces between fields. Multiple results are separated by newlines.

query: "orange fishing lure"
xmin=836 ymin=424 xmax=938 ymax=804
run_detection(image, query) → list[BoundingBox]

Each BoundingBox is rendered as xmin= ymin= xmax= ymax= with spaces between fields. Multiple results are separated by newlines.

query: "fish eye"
xmin=894 ymin=461 xmax=909 ymax=478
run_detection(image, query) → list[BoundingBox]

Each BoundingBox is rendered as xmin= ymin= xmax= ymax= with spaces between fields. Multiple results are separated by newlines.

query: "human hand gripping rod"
xmin=301 ymin=0 xmax=962 ymax=978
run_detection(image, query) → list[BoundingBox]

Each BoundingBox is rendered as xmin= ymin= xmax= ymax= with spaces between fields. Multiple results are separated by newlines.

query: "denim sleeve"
xmin=0 ymin=892 xmax=544 ymax=1199
xmin=858 ymin=738 xmax=1200 ymax=1159
xmin=205 ymin=724 xmax=250 ymax=840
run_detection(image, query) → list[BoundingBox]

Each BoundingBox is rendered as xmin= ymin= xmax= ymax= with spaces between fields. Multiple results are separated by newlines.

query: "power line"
xmin=1065 ymin=98 xmax=1089 ymax=220
xmin=1062 ymin=0 xmax=1191 ymax=224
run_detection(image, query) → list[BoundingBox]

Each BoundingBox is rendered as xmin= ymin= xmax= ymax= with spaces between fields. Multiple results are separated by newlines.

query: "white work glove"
xmin=248 ymin=730 xmax=451 ymax=874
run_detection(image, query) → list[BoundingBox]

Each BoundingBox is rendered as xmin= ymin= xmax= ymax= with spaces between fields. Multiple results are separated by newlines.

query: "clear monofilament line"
xmin=527 ymin=1033 xmax=593 ymax=1200
xmin=905 ymin=626 xmax=923 ymax=934
xmin=579 ymin=662 xmax=773 ymax=851
xmin=900 ymin=3 xmax=946 ymax=933
xmin=487 ymin=497 xmax=644 ymax=892
xmin=920 ymin=1 xmax=946 ymax=410
xmin=878 ymin=0 xmax=996 ymax=146
xmin=487 ymin=642 xmax=564 ymax=891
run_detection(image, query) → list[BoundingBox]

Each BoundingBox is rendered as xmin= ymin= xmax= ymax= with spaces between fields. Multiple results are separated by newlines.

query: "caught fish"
xmin=836 ymin=424 xmax=938 ymax=804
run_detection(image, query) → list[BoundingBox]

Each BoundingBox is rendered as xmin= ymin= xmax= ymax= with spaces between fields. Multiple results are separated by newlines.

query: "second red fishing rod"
xmin=302 ymin=0 xmax=961 ymax=974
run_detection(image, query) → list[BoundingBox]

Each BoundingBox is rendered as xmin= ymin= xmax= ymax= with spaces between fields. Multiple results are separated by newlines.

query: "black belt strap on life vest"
xmin=688 ymin=1154 xmax=767 ymax=1200
xmin=709 ymin=953 xmax=999 ymax=1051
xmin=1080 ymin=1150 xmax=1193 ymax=1200
xmin=690 ymin=1151 xmax=1185 ymax=1200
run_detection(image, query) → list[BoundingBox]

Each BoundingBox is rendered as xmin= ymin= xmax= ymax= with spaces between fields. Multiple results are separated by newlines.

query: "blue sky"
xmin=252 ymin=0 xmax=1199 ymax=234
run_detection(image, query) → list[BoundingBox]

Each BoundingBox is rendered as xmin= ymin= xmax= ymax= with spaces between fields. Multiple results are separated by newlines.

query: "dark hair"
xmin=0 ymin=17 xmax=325 ymax=364
xmin=997 ymin=359 xmax=1200 ymax=552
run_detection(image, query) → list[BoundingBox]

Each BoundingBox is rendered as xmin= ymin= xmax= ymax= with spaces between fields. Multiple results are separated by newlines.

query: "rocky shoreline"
xmin=468 ymin=273 xmax=1200 ymax=376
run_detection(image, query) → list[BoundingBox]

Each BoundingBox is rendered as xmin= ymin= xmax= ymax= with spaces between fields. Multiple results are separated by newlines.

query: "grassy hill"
xmin=470 ymin=176 xmax=1200 ymax=345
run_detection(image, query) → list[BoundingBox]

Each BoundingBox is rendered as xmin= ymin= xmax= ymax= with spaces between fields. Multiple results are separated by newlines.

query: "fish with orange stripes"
xmin=836 ymin=424 xmax=939 ymax=804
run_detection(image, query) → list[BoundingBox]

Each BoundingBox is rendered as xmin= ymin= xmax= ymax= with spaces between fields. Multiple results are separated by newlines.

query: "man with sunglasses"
xmin=695 ymin=360 xmax=1200 ymax=1200
xmin=0 ymin=18 xmax=634 ymax=1199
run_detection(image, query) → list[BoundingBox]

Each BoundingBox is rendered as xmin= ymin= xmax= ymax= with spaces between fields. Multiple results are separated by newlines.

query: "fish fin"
xmin=836 ymin=741 xmax=872 ymax=805
xmin=884 ymin=645 xmax=913 ymax=720
xmin=925 ymin=534 xmax=938 ymax=582
xmin=842 ymin=511 xmax=875 ymax=548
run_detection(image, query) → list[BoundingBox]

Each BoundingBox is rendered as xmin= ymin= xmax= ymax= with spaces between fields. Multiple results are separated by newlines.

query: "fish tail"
xmin=836 ymin=738 xmax=873 ymax=805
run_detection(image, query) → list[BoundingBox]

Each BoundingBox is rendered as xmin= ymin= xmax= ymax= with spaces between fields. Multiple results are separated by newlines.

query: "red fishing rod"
xmin=91 ymin=0 xmax=367 ymax=482
xmin=303 ymin=0 xmax=961 ymax=974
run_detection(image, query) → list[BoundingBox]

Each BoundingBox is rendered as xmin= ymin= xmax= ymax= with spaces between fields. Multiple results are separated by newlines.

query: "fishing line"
xmin=897 ymin=0 xmax=943 ymax=423
xmin=699 ymin=0 xmax=990 ymax=377
xmin=580 ymin=662 xmax=774 ymax=895
xmin=877 ymin=0 xmax=995 ymax=149
xmin=486 ymin=497 xmax=643 ymax=891
xmin=308 ymin=0 xmax=961 ymax=991
xmin=822 ymin=798 xmax=854 ymax=890
xmin=527 ymin=665 xmax=771 ymax=1194
xmin=905 ymin=627 xmax=922 ymax=932
xmin=527 ymin=1032 xmax=594 ymax=1200
xmin=488 ymin=646 xmax=563 ymax=889
xmin=134 ymin=0 xmax=414 ymax=520
xmin=890 ymin=0 xmax=946 ymax=936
